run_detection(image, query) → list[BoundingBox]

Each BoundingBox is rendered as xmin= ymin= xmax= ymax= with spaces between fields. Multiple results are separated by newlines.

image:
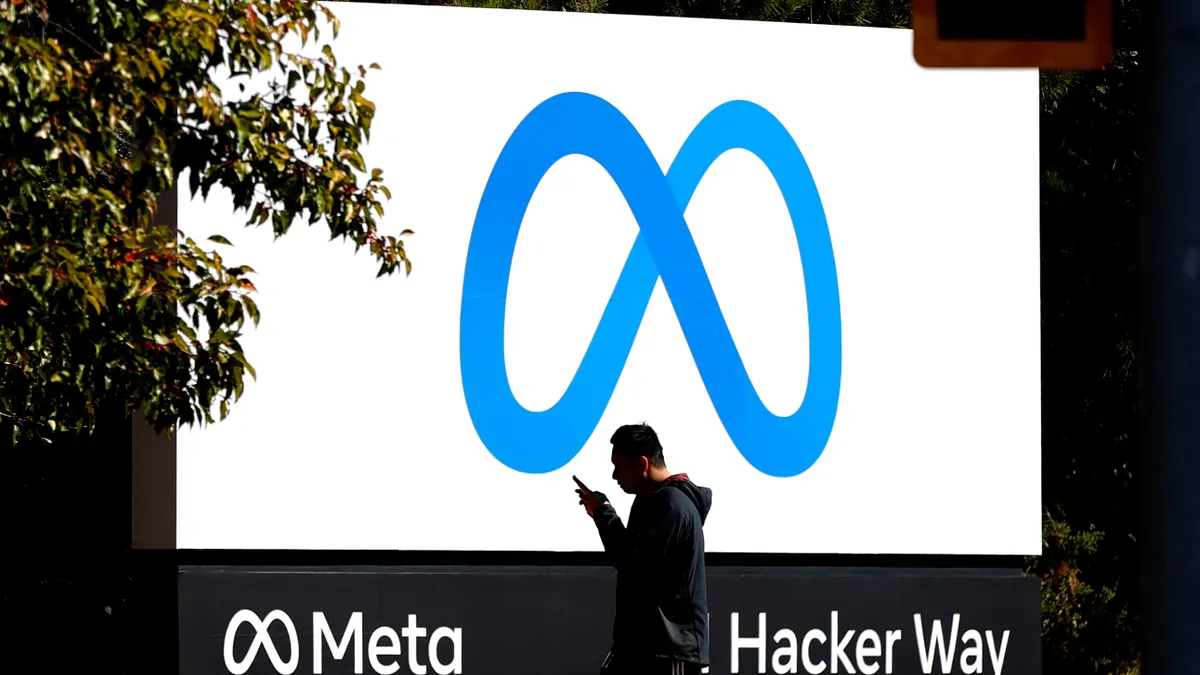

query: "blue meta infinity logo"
xmin=459 ymin=92 xmax=842 ymax=478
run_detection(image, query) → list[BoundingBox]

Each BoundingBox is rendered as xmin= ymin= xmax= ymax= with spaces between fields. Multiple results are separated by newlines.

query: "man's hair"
xmin=610 ymin=423 xmax=665 ymax=468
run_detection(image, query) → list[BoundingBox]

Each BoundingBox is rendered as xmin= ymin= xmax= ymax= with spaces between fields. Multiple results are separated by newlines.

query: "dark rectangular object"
xmin=937 ymin=0 xmax=1089 ymax=41
xmin=179 ymin=565 xmax=1040 ymax=675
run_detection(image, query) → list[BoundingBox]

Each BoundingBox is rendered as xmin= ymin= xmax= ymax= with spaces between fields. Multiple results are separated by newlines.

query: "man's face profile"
xmin=611 ymin=445 xmax=646 ymax=494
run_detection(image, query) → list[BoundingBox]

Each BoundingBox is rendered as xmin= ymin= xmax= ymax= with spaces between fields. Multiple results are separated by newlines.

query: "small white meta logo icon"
xmin=224 ymin=609 xmax=300 ymax=675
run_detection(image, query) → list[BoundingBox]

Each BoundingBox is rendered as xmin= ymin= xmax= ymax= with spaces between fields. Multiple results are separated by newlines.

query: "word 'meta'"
xmin=223 ymin=609 xmax=462 ymax=675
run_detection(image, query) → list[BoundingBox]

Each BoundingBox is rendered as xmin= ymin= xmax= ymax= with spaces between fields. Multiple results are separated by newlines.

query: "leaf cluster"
xmin=0 ymin=0 xmax=412 ymax=443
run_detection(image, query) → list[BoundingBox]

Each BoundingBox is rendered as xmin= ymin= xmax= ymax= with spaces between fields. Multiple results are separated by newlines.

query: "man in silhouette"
xmin=575 ymin=423 xmax=713 ymax=675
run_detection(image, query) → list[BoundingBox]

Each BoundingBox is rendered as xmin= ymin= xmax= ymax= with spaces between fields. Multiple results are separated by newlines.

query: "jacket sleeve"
xmin=592 ymin=495 xmax=686 ymax=572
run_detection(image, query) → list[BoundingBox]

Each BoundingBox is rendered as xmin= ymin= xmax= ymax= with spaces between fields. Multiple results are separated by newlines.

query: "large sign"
xmin=177 ymin=4 xmax=1041 ymax=554
xmin=181 ymin=566 xmax=1041 ymax=675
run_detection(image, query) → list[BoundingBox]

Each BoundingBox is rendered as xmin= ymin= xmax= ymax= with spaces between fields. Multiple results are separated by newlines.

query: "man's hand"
xmin=573 ymin=475 xmax=608 ymax=518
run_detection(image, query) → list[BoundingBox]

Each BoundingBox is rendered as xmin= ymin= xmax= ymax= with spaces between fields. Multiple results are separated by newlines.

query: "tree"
xmin=434 ymin=0 xmax=909 ymax=27
xmin=0 ymin=0 xmax=412 ymax=446
xmin=1035 ymin=1 xmax=1143 ymax=672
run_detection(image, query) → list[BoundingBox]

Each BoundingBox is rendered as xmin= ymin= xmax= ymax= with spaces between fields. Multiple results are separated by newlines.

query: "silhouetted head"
xmin=609 ymin=423 xmax=668 ymax=494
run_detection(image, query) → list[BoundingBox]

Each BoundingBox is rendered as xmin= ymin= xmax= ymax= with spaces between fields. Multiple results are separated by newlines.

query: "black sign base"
xmin=180 ymin=566 xmax=1039 ymax=675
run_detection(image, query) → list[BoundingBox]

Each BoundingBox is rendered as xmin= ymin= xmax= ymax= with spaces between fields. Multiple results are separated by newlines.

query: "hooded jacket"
xmin=592 ymin=474 xmax=713 ymax=667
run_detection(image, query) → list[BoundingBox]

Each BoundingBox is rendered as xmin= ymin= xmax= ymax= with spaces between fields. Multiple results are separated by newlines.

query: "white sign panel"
xmin=177 ymin=4 xmax=1041 ymax=554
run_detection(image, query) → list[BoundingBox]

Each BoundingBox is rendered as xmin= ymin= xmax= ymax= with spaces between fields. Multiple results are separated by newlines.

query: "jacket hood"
xmin=663 ymin=474 xmax=712 ymax=525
